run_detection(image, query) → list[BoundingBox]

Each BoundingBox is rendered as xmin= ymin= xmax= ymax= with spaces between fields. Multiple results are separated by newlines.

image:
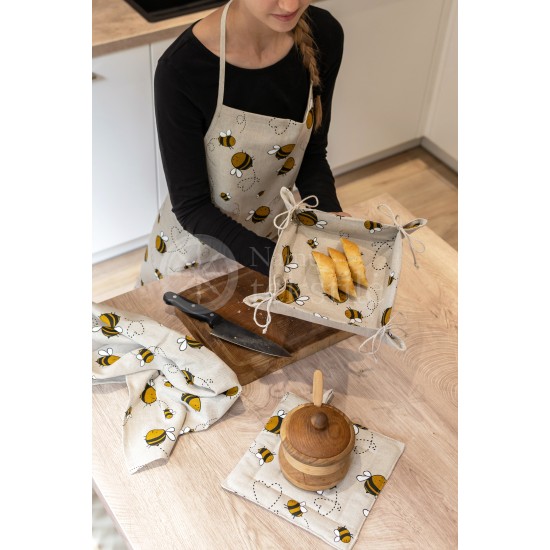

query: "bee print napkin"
xmin=92 ymin=303 xmax=242 ymax=474
xmin=222 ymin=391 xmax=405 ymax=549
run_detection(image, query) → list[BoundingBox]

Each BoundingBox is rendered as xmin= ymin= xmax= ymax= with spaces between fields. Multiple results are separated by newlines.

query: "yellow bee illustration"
xmin=264 ymin=409 xmax=286 ymax=434
xmin=325 ymin=290 xmax=348 ymax=304
xmin=224 ymin=386 xmax=239 ymax=397
xmin=357 ymin=470 xmax=387 ymax=496
xmin=182 ymin=370 xmax=195 ymax=385
xmin=177 ymin=336 xmax=204 ymax=351
xmin=306 ymin=107 xmax=314 ymax=129
xmin=164 ymin=379 xmax=174 ymax=388
xmin=154 ymin=269 xmax=163 ymax=280
xmin=230 ymin=151 xmax=253 ymax=177
xmin=137 ymin=348 xmax=154 ymax=366
xmin=364 ymin=220 xmax=382 ymax=233
xmin=403 ymin=220 xmax=423 ymax=230
xmin=334 ymin=527 xmax=353 ymax=544
xmin=307 ymin=237 xmax=319 ymax=249
xmin=268 ymin=143 xmax=295 ymax=159
xmin=181 ymin=393 xmax=201 ymax=412
xmin=93 ymin=313 xmax=123 ymax=338
xmin=345 ymin=308 xmax=363 ymax=324
xmin=256 ymin=447 xmax=275 ymax=465
xmin=256 ymin=190 xmax=265 ymax=198
xmin=184 ymin=261 xmax=198 ymax=269
xmin=145 ymin=427 xmax=176 ymax=447
xmin=155 ymin=231 xmax=169 ymax=253
xmin=163 ymin=408 xmax=174 ymax=419
xmin=282 ymin=245 xmax=298 ymax=272
xmin=140 ymin=382 xmax=157 ymax=405
xmin=180 ymin=426 xmax=192 ymax=435
xmin=381 ymin=307 xmax=392 ymax=326
xmin=296 ymin=210 xmax=327 ymax=229
xmin=353 ymin=423 xmax=369 ymax=434
xmin=144 ymin=247 xmax=148 ymax=262
xmin=277 ymin=282 xmax=309 ymax=306
xmin=285 ymin=499 xmax=307 ymax=518
xmin=124 ymin=407 xmax=132 ymax=423
xmin=277 ymin=157 xmax=295 ymax=176
xmin=218 ymin=130 xmax=236 ymax=148
xmin=220 ymin=192 xmax=231 ymax=201
xmin=388 ymin=271 xmax=396 ymax=286
xmin=246 ymin=205 xmax=270 ymax=223
xmin=96 ymin=348 xmax=120 ymax=366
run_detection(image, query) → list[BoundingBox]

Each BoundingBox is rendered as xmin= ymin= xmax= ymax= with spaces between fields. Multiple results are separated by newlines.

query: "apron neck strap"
xmin=217 ymin=0 xmax=233 ymax=110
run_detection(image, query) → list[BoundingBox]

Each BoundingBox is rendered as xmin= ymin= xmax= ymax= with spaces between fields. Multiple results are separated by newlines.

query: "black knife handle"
xmin=163 ymin=292 xmax=221 ymax=328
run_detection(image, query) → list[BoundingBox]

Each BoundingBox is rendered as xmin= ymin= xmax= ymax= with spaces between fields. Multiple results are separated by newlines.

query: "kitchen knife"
xmin=163 ymin=292 xmax=291 ymax=358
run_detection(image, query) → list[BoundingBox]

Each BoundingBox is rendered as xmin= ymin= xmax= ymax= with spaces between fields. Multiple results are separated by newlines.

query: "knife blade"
xmin=163 ymin=292 xmax=291 ymax=358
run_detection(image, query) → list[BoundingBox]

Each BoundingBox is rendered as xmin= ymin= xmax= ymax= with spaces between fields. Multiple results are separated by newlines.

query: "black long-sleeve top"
xmin=154 ymin=5 xmax=344 ymax=275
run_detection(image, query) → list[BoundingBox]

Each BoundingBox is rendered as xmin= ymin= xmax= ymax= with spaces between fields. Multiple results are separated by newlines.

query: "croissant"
xmin=327 ymin=247 xmax=357 ymax=297
xmin=311 ymin=251 xmax=340 ymax=301
xmin=340 ymin=237 xmax=369 ymax=287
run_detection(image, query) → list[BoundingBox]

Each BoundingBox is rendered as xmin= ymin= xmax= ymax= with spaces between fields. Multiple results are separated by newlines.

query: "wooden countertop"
xmin=93 ymin=194 xmax=458 ymax=549
xmin=92 ymin=0 xmax=216 ymax=56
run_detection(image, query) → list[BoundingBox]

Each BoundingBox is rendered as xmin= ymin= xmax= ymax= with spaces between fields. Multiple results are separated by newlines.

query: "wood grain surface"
xmin=92 ymin=194 xmax=458 ymax=549
xmin=171 ymin=268 xmax=352 ymax=385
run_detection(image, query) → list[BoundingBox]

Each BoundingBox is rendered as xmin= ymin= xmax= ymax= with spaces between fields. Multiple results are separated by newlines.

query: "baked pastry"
xmin=311 ymin=251 xmax=340 ymax=301
xmin=327 ymin=247 xmax=357 ymax=297
xmin=340 ymin=237 xmax=369 ymax=287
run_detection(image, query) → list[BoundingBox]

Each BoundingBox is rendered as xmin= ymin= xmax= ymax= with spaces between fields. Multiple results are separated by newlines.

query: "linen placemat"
xmin=222 ymin=391 xmax=405 ymax=548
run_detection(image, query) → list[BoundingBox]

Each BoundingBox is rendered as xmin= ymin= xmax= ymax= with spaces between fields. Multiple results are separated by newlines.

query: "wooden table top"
xmin=93 ymin=193 xmax=458 ymax=549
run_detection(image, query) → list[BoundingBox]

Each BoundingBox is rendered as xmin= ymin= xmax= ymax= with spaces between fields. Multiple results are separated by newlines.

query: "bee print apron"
xmin=140 ymin=0 xmax=314 ymax=284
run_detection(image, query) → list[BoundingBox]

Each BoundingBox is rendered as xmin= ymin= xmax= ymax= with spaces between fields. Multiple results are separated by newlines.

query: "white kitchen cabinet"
xmin=92 ymin=45 xmax=158 ymax=263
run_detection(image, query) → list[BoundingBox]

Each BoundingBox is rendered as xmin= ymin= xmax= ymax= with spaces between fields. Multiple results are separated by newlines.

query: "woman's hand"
xmin=331 ymin=211 xmax=352 ymax=217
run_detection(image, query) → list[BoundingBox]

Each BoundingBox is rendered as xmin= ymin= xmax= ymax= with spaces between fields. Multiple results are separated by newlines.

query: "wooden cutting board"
xmin=171 ymin=267 xmax=352 ymax=386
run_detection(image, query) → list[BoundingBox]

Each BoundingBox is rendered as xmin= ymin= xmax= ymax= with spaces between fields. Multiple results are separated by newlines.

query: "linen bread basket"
xmin=243 ymin=188 xmax=427 ymax=353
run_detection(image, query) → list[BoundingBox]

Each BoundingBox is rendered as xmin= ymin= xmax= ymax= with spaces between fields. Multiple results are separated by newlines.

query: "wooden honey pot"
xmin=279 ymin=370 xmax=355 ymax=491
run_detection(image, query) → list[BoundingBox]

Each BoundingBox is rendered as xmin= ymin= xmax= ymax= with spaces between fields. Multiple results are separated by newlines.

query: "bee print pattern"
xmin=154 ymin=269 xmax=163 ymax=280
xmin=256 ymin=190 xmax=265 ymax=198
xmin=96 ymin=348 xmax=120 ymax=366
xmin=182 ymin=370 xmax=195 ymax=385
xmin=364 ymin=220 xmax=382 ymax=233
xmin=218 ymin=130 xmax=236 ymax=148
xmin=296 ymin=210 xmax=327 ymax=229
xmin=177 ymin=336 xmax=204 ymax=351
xmin=163 ymin=408 xmax=174 ymax=419
xmin=306 ymin=107 xmax=314 ymax=130
xmin=246 ymin=206 xmax=270 ymax=223
xmin=256 ymin=447 xmax=275 ymax=465
xmin=334 ymin=527 xmax=353 ymax=544
xmin=220 ymin=192 xmax=231 ymax=201
xmin=264 ymin=410 xmax=286 ymax=434
xmin=93 ymin=313 xmax=123 ymax=338
xmin=137 ymin=348 xmax=154 ymax=366
xmin=357 ymin=470 xmax=387 ymax=496
xmin=181 ymin=393 xmax=201 ymax=412
xmin=285 ymin=500 xmax=307 ymax=518
xmin=307 ymin=237 xmax=319 ymax=249
xmin=277 ymin=282 xmax=309 ymax=306
xmin=124 ymin=407 xmax=132 ymax=424
xmin=282 ymin=245 xmax=298 ymax=272
xmin=268 ymin=143 xmax=295 ymax=159
xmin=325 ymin=290 xmax=349 ymax=304
xmin=388 ymin=271 xmax=396 ymax=286
xmin=381 ymin=307 xmax=392 ymax=326
xmin=277 ymin=157 xmax=295 ymax=176
xmin=155 ymin=231 xmax=168 ymax=253
xmin=345 ymin=308 xmax=363 ymax=325
xmin=140 ymin=381 xmax=157 ymax=405
xmin=230 ymin=151 xmax=253 ymax=177
xmin=144 ymin=247 xmax=148 ymax=262
xmin=145 ymin=427 xmax=176 ymax=447
xmin=223 ymin=386 xmax=239 ymax=397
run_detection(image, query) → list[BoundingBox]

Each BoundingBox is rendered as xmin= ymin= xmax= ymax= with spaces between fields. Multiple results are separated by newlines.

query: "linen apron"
xmin=140 ymin=0 xmax=315 ymax=284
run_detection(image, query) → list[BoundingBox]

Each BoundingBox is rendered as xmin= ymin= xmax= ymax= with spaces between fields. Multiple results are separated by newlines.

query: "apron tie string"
xmin=249 ymin=279 xmax=287 ymax=334
xmin=377 ymin=204 xmax=426 ymax=268
xmin=273 ymin=188 xmax=319 ymax=236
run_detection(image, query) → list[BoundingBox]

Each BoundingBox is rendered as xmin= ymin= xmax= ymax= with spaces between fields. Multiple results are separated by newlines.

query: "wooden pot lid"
xmin=284 ymin=403 xmax=352 ymax=459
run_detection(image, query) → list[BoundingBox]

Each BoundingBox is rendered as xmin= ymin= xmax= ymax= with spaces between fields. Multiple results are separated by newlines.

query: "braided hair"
xmin=293 ymin=12 xmax=322 ymax=131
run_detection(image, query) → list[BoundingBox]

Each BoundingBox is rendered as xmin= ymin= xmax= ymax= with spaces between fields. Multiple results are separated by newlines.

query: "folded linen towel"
xmin=92 ymin=303 xmax=242 ymax=474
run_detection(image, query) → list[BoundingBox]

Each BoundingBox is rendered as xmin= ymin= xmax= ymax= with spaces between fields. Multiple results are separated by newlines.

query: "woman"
xmin=140 ymin=0 xmax=346 ymax=284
